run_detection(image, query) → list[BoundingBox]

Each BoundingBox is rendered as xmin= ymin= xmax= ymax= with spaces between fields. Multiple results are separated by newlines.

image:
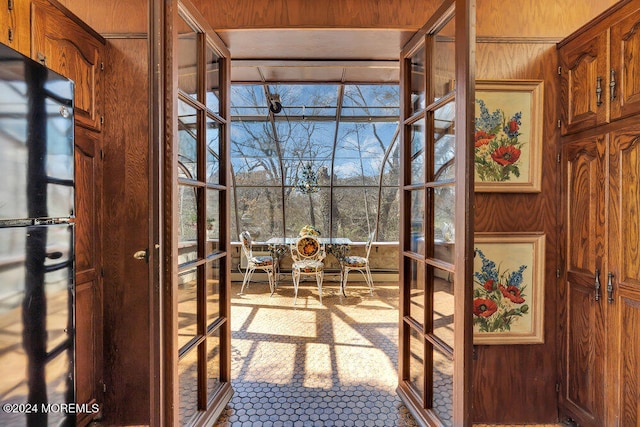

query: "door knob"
xmin=133 ymin=249 xmax=149 ymax=261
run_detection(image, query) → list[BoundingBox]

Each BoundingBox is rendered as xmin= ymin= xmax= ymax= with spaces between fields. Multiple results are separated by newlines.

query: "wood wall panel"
xmin=197 ymin=0 xmax=615 ymax=36
xmin=472 ymin=43 xmax=561 ymax=423
xmin=195 ymin=0 xmax=441 ymax=29
xmin=54 ymin=0 xmax=148 ymax=34
xmin=101 ymin=38 xmax=150 ymax=425
xmin=476 ymin=0 xmax=617 ymax=38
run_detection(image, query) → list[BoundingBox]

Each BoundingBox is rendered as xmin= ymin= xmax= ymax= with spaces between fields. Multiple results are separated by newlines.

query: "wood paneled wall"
xmin=198 ymin=0 xmax=615 ymax=37
xmin=56 ymin=0 xmax=147 ymax=33
xmin=472 ymin=41 xmax=561 ymax=423
xmin=101 ymin=38 xmax=150 ymax=424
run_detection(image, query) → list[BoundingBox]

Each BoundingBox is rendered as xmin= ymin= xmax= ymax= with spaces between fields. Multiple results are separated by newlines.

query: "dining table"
xmin=264 ymin=237 xmax=353 ymax=286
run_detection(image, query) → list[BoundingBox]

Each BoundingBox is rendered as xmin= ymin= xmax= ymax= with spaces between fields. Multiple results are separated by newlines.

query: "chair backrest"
xmin=291 ymin=235 xmax=324 ymax=261
xmin=239 ymin=231 xmax=252 ymax=259
xmin=364 ymin=231 xmax=375 ymax=260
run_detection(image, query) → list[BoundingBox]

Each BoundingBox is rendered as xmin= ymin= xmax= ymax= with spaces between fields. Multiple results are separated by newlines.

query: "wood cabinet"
xmin=559 ymin=0 xmax=640 ymax=136
xmin=561 ymin=135 xmax=608 ymax=426
xmin=30 ymin=0 xmax=104 ymax=132
xmin=559 ymin=4 xmax=640 ymax=426
xmin=74 ymin=126 xmax=104 ymax=426
xmin=561 ymin=126 xmax=640 ymax=427
xmin=0 ymin=0 xmax=30 ymax=55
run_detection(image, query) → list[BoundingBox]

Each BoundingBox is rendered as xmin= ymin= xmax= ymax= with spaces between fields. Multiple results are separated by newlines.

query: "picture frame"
xmin=474 ymin=79 xmax=544 ymax=193
xmin=473 ymin=232 xmax=545 ymax=344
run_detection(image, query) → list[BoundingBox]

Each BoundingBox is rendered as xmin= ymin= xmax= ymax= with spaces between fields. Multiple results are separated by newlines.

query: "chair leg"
xmin=292 ymin=270 xmax=299 ymax=305
xmin=339 ymin=267 xmax=346 ymax=296
xmin=342 ymin=269 xmax=350 ymax=295
xmin=316 ymin=271 xmax=323 ymax=305
xmin=239 ymin=266 xmax=255 ymax=294
xmin=267 ymin=268 xmax=275 ymax=296
xmin=365 ymin=265 xmax=374 ymax=295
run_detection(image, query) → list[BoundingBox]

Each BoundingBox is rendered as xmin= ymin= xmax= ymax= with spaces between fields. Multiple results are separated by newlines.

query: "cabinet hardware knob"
xmin=610 ymin=69 xmax=617 ymax=101
xmin=607 ymin=272 xmax=614 ymax=303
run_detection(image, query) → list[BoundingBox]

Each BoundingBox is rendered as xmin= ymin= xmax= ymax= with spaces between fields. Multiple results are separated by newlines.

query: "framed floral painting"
xmin=474 ymin=80 xmax=544 ymax=192
xmin=473 ymin=232 xmax=545 ymax=344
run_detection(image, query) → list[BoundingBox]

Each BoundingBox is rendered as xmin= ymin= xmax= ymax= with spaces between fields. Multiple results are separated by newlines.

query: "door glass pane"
xmin=409 ymin=45 xmax=426 ymax=115
xmin=207 ymin=329 xmax=222 ymax=399
xmin=408 ymin=258 xmax=425 ymax=324
xmin=178 ymin=185 xmax=199 ymax=265
xmin=432 ymin=348 xmax=453 ymax=427
xmin=433 ymin=101 xmax=455 ymax=183
xmin=178 ymin=348 xmax=199 ymax=426
xmin=206 ymin=190 xmax=221 ymax=255
xmin=178 ymin=100 xmax=198 ymax=180
xmin=433 ymin=186 xmax=455 ymax=247
xmin=205 ymin=46 xmax=221 ymax=115
xmin=206 ymin=117 xmax=220 ymax=184
xmin=410 ymin=120 xmax=425 ymax=185
xmin=178 ymin=268 xmax=198 ymax=349
xmin=433 ymin=267 xmax=454 ymax=349
xmin=433 ymin=16 xmax=455 ymax=101
xmin=206 ymin=259 xmax=221 ymax=326
xmin=409 ymin=190 xmax=424 ymax=255
xmin=177 ymin=15 xmax=198 ymax=100
xmin=409 ymin=327 xmax=424 ymax=400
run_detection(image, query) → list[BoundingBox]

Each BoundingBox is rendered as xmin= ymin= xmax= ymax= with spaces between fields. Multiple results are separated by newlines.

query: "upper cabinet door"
xmin=0 ymin=0 xmax=31 ymax=56
xmin=31 ymin=0 xmax=105 ymax=132
xmin=610 ymin=9 xmax=640 ymax=121
xmin=559 ymin=30 xmax=609 ymax=136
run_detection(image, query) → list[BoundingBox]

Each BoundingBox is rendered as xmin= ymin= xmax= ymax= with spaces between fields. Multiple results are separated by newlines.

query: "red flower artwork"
xmin=491 ymin=145 xmax=521 ymax=166
xmin=473 ymin=248 xmax=529 ymax=333
xmin=474 ymin=130 xmax=495 ymax=147
xmin=483 ymin=279 xmax=495 ymax=291
xmin=473 ymin=298 xmax=498 ymax=317
xmin=507 ymin=118 xmax=519 ymax=134
xmin=499 ymin=284 xmax=526 ymax=304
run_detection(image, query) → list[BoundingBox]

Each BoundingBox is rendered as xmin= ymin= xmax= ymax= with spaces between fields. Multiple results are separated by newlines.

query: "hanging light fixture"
xmin=295 ymin=162 xmax=319 ymax=194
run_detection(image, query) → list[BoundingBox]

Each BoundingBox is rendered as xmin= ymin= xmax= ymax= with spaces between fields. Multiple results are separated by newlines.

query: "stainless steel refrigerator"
xmin=0 ymin=42 xmax=75 ymax=426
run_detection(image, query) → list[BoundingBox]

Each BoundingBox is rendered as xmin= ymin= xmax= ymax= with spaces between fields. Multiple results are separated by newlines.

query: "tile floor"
xmin=214 ymin=278 xmax=564 ymax=427
xmin=215 ymin=278 xmax=420 ymax=426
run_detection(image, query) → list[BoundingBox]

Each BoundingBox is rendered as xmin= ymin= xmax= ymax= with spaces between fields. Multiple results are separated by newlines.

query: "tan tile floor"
xmin=215 ymin=278 xmax=420 ymax=426
xmin=214 ymin=277 xmax=565 ymax=427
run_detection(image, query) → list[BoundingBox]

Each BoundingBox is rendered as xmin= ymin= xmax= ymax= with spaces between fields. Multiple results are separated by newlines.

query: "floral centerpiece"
xmin=299 ymin=225 xmax=320 ymax=237
xmin=474 ymin=99 xmax=524 ymax=182
xmin=473 ymin=248 xmax=528 ymax=332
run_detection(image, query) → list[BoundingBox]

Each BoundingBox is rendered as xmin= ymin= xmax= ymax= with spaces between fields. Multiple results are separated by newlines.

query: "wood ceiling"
xmin=191 ymin=0 xmax=443 ymax=83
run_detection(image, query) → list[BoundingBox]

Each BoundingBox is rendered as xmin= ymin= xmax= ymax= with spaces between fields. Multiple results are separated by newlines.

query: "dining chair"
xmin=238 ymin=231 xmax=276 ymax=295
xmin=289 ymin=235 xmax=326 ymax=304
xmin=340 ymin=231 xmax=375 ymax=296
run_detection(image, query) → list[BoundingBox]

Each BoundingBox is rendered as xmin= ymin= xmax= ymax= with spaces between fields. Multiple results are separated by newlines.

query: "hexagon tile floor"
xmin=214 ymin=280 xmax=421 ymax=427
